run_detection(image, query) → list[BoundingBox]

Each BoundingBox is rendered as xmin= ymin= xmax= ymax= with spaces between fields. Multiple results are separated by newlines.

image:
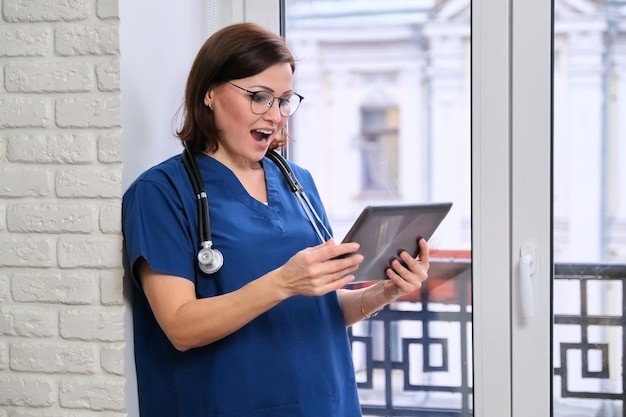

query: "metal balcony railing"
xmin=348 ymin=259 xmax=625 ymax=417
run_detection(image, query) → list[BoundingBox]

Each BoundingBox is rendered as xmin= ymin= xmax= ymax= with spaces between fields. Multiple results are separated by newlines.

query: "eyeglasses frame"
xmin=227 ymin=82 xmax=304 ymax=117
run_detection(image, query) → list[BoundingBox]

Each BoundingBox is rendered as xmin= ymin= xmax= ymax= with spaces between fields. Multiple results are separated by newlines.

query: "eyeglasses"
xmin=227 ymin=82 xmax=304 ymax=117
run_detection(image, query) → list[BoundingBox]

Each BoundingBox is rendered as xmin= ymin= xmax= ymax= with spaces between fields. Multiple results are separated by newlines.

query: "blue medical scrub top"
xmin=122 ymin=153 xmax=362 ymax=417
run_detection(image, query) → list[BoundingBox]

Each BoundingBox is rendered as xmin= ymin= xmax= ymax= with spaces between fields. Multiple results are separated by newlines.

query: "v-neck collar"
xmin=197 ymin=153 xmax=282 ymax=221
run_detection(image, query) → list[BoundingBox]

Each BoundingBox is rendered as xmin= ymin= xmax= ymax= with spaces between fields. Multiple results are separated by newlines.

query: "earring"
xmin=207 ymin=103 xmax=213 ymax=111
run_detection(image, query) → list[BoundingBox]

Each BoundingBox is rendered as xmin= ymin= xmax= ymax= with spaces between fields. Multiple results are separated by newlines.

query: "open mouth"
xmin=251 ymin=129 xmax=272 ymax=143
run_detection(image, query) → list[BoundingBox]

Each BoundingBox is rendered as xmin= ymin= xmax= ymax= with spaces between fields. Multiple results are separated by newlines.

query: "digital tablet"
xmin=341 ymin=203 xmax=453 ymax=282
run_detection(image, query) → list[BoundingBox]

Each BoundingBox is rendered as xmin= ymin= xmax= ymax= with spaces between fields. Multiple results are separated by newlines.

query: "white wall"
xmin=119 ymin=1 xmax=216 ymax=415
xmin=120 ymin=1 xmax=215 ymax=190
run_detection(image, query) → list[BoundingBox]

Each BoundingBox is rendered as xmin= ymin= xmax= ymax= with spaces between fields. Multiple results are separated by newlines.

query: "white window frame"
xmin=215 ymin=0 xmax=281 ymax=33
xmin=473 ymin=0 xmax=552 ymax=415
xmin=510 ymin=0 xmax=552 ymax=415
xmin=471 ymin=0 xmax=513 ymax=414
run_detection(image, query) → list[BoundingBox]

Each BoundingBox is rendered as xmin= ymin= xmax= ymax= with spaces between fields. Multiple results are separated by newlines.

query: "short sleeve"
xmin=122 ymin=177 xmax=197 ymax=287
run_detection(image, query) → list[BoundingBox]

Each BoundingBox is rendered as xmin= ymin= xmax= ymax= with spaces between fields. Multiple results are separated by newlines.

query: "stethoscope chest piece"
xmin=197 ymin=241 xmax=223 ymax=274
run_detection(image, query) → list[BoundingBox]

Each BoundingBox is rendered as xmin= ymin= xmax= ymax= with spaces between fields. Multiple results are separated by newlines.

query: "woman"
xmin=122 ymin=22 xmax=430 ymax=417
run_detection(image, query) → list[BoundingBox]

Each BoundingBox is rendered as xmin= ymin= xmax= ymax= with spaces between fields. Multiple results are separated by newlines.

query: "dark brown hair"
xmin=176 ymin=23 xmax=296 ymax=153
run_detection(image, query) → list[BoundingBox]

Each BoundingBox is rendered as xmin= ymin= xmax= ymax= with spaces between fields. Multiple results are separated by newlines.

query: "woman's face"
xmin=205 ymin=62 xmax=294 ymax=168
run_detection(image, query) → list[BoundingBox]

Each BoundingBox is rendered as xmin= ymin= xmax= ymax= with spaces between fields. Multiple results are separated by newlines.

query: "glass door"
xmin=508 ymin=0 xmax=626 ymax=415
xmin=234 ymin=0 xmax=625 ymax=416
xmin=552 ymin=1 xmax=625 ymax=415
xmin=283 ymin=1 xmax=474 ymax=415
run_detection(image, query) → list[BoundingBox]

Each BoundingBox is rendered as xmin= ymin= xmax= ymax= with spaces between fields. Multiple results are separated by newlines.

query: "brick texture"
xmin=0 ymin=0 xmax=125 ymax=415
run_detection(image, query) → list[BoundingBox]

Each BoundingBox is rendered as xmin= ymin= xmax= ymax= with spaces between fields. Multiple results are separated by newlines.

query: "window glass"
xmin=284 ymin=1 xmax=473 ymax=415
xmin=552 ymin=1 xmax=625 ymax=415
xmin=360 ymin=107 xmax=399 ymax=195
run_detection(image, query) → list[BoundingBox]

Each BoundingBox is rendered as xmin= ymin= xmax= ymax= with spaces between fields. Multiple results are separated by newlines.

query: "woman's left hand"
xmin=381 ymin=237 xmax=430 ymax=301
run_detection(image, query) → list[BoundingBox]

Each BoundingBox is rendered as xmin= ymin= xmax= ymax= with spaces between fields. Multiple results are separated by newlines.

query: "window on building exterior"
xmin=360 ymin=107 xmax=399 ymax=197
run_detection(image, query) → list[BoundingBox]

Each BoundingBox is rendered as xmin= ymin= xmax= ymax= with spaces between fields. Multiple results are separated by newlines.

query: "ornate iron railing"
xmin=348 ymin=262 xmax=625 ymax=417
xmin=552 ymin=263 xmax=625 ymax=413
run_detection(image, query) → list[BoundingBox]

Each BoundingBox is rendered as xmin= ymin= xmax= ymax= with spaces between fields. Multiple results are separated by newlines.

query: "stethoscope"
xmin=181 ymin=147 xmax=332 ymax=274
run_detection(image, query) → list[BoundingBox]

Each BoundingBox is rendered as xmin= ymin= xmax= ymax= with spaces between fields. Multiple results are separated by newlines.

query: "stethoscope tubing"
xmin=265 ymin=149 xmax=332 ymax=243
xmin=182 ymin=147 xmax=332 ymax=274
xmin=182 ymin=147 xmax=211 ymax=244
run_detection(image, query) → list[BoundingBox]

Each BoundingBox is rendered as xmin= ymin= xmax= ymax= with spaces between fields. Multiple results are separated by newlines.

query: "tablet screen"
xmin=341 ymin=203 xmax=452 ymax=282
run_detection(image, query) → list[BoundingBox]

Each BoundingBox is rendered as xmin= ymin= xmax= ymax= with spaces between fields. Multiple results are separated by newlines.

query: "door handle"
xmin=519 ymin=243 xmax=536 ymax=318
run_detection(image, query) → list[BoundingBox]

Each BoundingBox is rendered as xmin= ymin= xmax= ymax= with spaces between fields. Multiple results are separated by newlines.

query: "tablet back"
xmin=341 ymin=203 xmax=453 ymax=282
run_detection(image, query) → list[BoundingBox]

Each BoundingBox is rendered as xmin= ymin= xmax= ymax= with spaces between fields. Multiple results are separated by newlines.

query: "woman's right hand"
xmin=275 ymin=239 xmax=364 ymax=297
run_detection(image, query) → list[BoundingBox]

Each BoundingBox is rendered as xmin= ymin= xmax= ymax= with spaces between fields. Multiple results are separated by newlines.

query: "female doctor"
xmin=122 ymin=22 xmax=430 ymax=417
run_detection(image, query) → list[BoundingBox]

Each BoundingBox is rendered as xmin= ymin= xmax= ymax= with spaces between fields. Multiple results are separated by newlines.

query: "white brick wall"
xmin=0 ymin=0 xmax=126 ymax=415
